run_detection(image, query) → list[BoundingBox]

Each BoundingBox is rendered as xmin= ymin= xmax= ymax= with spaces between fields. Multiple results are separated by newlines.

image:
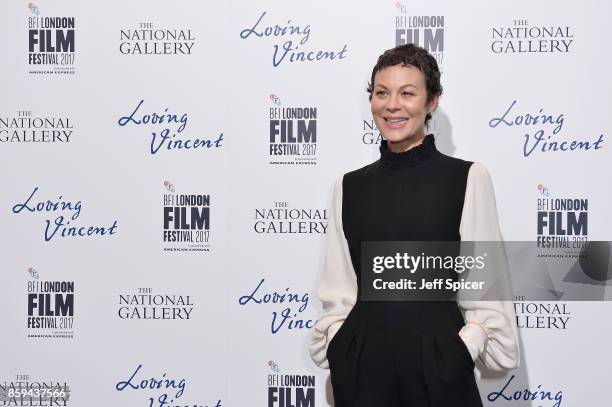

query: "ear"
xmin=427 ymin=94 xmax=440 ymax=114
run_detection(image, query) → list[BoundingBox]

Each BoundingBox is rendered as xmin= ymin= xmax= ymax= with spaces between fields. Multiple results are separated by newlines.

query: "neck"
xmin=379 ymin=133 xmax=437 ymax=169
xmin=386 ymin=133 xmax=426 ymax=153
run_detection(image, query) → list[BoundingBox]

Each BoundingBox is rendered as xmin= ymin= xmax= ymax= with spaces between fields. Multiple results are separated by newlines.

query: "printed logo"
xmin=162 ymin=181 xmax=211 ymax=253
xmin=394 ymin=3 xmax=444 ymax=68
xmin=0 ymin=374 xmax=71 ymax=406
xmin=118 ymin=288 xmax=195 ymax=320
xmin=239 ymin=11 xmax=348 ymax=67
xmin=513 ymin=299 xmax=571 ymax=330
xmin=27 ymin=8 xmax=75 ymax=75
xmin=163 ymin=180 xmax=175 ymax=192
xmin=491 ymin=20 xmax=573 ymax=53
xmin=254 ymin=201 xmax=327 ymax=234
xmin=118 ymin=100 xmax=224 ymax=155
xmin=238 ymin=279 xmax=314 ymax=334
xmin=0 ymin=110 xmax=73 ymax=143
xmin=537 ymin=184 xmax=550 ymax=197
xmin=119 ymin=22 xmax=196 ymax=55
xmin=27 ymin=267 xmax=39 ymax=280
xmin=268 ymin=361 xmax=280 ymax=373
xmin=269 ymin=95 xmax=317 ymax=165
xmin=488 ymin=100 xmax=604 ymax=157
xmin=28 ymin=3 xmax=40 ymax=15
xmin=536 ymin=184 xmax=588 ymax=254
xmin=115 ymin=364 xmax=221 ymax=407
xmin=267 ymin=362 xmax=315 ymax=407
xmin=26 ymin=268 xmax=74 ymax=339
xmin=270 ymin=94 xmax=282 ymax=106
xmin=11 ymin=187 xmax=118 ymax=242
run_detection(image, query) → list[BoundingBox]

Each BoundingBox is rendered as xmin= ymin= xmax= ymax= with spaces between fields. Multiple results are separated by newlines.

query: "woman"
xmin=309 ymin=44 xmax=520 ymax=406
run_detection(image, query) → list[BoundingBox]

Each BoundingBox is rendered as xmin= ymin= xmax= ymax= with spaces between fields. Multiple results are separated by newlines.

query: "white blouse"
xmin=309 ymin=162 xmax=521 ymax=371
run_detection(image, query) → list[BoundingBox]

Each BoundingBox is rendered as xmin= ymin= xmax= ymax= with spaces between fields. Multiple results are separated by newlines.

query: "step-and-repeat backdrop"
xmin=2 ymin=0 xmax=610 ymax=406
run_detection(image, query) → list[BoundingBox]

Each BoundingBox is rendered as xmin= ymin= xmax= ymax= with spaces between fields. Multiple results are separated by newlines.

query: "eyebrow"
xmin=374 ymin=83 xmax=417 ymax=90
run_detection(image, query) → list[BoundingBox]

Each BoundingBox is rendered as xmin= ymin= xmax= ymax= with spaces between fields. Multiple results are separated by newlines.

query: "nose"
xmin=385 ymin=92 xmax=401 ymax=111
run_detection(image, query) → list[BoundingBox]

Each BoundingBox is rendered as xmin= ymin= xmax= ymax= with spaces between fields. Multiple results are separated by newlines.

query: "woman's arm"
xmin=457 ymin=162 xmax=521 ymax=371
xmin=309 ymin=176 xmax=358 ymax=369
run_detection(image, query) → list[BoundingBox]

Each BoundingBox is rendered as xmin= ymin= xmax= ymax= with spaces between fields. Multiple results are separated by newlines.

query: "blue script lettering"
xmin=271 ymin=307 xmax=315 ymax=334
xmin=239 ymin=278 xmax=309 ymax=312
xmin=118 ymin=100 xmax=188 ymax=133
xmin=118 ymin=100 xmax=224 ymax=155
xmin=116 ymin=364 xmax=186 ymax=399
xmin=150 ymin=393 xmax=222 ymax=407
xmin=238 ymin=278 xmax=314 ymax=334
xmin=240 ymin=11 xmax=310 ymax=45
xmin=44 ymin=216 xmax=118 ymax=241
xmin=272 ymin=40 xmax=348 ymax=67
xmin=523 ymin=130 xmax=604 ymax=157
xmin=150 ymin=129 xmax=224 ymax=155
xmin=12 ymin=187 xmax=81 ymax=220
xmin=489 ymin=100 xmax=564 ymax=134
xmin=489 ymin=100 xmax=604 ymax=157
xmin=488 ymin=374 xmax=562 ymax=407
xmin=239 ymin=11 xmax=348 ymax=67
xmin=12 ymin=187 xmax=118 ymax=241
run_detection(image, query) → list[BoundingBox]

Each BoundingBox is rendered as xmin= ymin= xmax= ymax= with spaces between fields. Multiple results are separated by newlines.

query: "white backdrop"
xmin=1 ymin=0 xmax=611 ymax=406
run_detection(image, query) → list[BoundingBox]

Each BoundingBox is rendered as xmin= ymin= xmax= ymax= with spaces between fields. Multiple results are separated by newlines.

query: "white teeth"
xmin=386 ymin=118 xmax=407 ymax=123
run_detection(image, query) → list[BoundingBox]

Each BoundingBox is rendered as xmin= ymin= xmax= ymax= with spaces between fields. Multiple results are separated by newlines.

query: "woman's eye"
xmin=376 ymin=91 xmax=387 ymax=96
xmin=402 ymin=92 xmax=414 ymax=96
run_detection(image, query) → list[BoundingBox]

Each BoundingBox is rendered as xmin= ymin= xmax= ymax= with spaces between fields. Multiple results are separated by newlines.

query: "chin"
xmin=384 ymin=133 xmax=421 ymax=144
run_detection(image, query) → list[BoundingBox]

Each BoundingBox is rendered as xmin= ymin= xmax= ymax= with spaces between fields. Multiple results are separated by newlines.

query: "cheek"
xmin=410 ymin=98 xmax=430 ymax=115
xmin=370 ymin=97 xmax=387 ymax=113
xmin=402 ymin=103 xmax=425 ymax=118
xmin=370 ymin=101 xmax=381 ymax=114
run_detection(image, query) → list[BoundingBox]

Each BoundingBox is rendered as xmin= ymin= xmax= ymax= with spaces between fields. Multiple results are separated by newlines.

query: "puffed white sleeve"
xmin=309 ymin=175 xmax=358 ymax=369
xmin=457 ymin=162 xmax=521 ymax=371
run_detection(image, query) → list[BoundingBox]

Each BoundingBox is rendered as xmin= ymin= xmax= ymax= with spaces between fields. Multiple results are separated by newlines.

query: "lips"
xmin=383 ymin=117 xmax=409 ymax=129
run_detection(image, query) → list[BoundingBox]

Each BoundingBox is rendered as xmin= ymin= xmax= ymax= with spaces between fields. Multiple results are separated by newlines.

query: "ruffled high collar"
xmin=379 ymin=134 xmax=437 ymax=169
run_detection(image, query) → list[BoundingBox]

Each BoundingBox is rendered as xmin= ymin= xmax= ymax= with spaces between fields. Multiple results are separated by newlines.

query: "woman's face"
xmin=371 ymin=64 xmax=438 ymax=153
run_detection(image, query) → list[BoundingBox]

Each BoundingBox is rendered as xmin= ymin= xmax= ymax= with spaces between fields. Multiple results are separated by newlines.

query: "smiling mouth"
xmin=384 ymin=118 xmax=409 ymax=123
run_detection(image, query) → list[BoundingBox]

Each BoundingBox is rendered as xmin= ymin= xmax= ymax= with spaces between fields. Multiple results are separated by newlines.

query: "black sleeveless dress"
xmin=326 ymin=134 xmax=483 ymax=406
